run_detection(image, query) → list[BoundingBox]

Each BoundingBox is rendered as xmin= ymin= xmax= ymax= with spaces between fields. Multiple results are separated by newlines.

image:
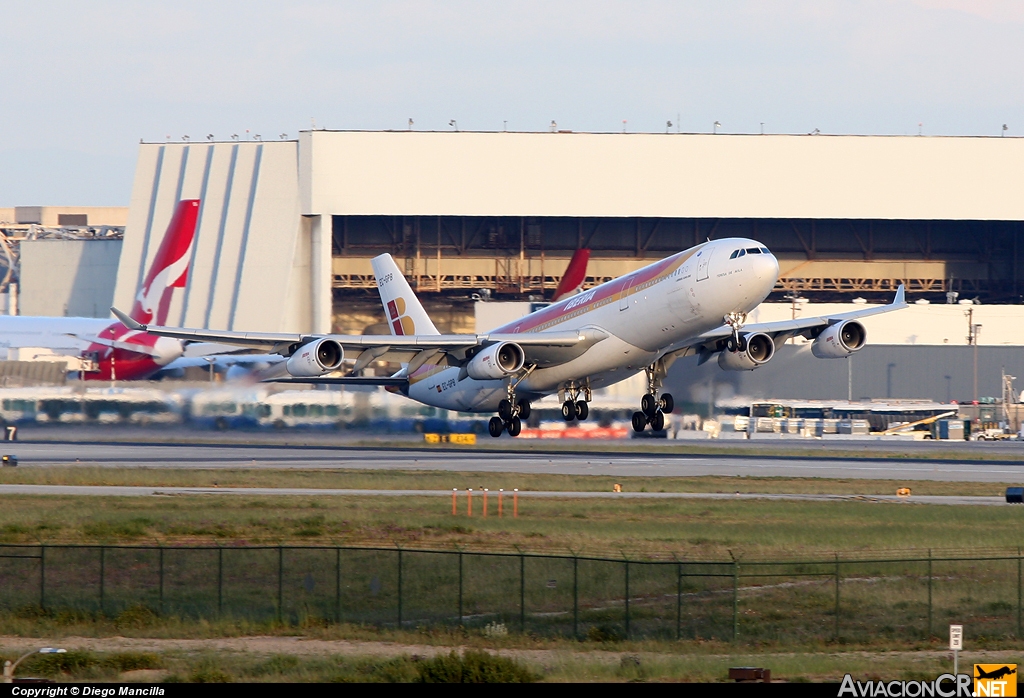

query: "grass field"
xmin=0 ymin=639 xmax=1013 ymax=682
xmin=0 ymin=465 xmax=1017 ymax=496
xmin=4 ymin=465 xmax=1024 ymax=680
xmin=0 ymin=479 xmax=1023 ymax=557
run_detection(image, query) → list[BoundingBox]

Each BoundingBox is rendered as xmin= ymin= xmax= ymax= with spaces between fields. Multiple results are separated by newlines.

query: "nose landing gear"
xmin=632 ymin=363 xmax=675 ymax=433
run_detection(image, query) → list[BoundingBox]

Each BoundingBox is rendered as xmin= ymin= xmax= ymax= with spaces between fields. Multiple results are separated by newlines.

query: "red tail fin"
xmin=129 ymin=199 xmax=199 ymax=325
xmin=551 ymin=248 xmax=591 ymax=302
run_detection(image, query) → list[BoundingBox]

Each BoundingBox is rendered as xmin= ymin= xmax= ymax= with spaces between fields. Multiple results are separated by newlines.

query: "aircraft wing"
xmin=111 ymin=307 xmax=604 ymax=368
xmin=672 ymin=285 xmax=908 ymax=362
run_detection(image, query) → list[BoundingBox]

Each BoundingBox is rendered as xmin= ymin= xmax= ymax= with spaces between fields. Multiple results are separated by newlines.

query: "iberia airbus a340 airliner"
xmin=115 ymin=238 xmax=907 ymax=437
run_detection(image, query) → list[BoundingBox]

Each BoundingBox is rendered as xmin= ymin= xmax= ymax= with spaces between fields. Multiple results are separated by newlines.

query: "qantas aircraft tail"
xmin=551 ymin=248 xmax=591 ymax=302
xmin=371 ymin=253 xmax=440 ymax=336
xmin=127 ymin=199 xmax=200 ymax=326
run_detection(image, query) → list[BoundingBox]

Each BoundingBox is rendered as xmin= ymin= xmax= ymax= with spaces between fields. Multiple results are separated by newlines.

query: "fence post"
xmin=39 ymin=544 xmax=45 ymax=611
xmin=572 ymin=555 xmax=578 ymax=639
xmin=1018 ymin=547 xmax=1022 ymax=639
xmin=217 ymin=547 xmax=223 ymax=617
xmin=927 ymin=549 xmax=933 ymax=639
xmin=732 ymin=558 xmax=739 ymax=642
xmin=335 ymin=547 xmax=341 ymax=624
xmin=397 ymin=546 xmax=403 ymax=628
xmin=519 ymin=552 xmax=526 ymax=633
xmin=99 ymin=546 xmax=106 ymax=615
xmin=458 ymin=550 xmax=464 ymax=625
xmin=834 ymin=553 xmax=840 ymax=640
xmin=158 ymin=547 xmax=164 ymax=616
xmin=624 ymin=558 xmax=630 ymax=640
xmin=676 ymin=562 xmax=682 ymax=641
xmin=277 ymin=546 xmax=283 ymax=624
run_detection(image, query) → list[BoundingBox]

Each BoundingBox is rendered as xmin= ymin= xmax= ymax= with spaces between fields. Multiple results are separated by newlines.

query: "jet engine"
xmin=285 ymin=338 xmax=345 ymax=377
xmin=811 ymin=320 xmax=866 ymax=358
xmin=717 ymin=332 xmax=775 ymax=371
xmin=466 ymin=341 xmax=525 ymax=380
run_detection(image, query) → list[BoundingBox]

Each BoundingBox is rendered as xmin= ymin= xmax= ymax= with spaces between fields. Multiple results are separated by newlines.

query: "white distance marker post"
xmin=949 ymin=624 xmax=963 ymax=676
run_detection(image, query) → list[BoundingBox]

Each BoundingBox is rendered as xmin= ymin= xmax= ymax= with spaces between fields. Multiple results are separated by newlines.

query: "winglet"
xmin=111 ymin=307 xmax=146 ymax=331
xmin=893 ymin=284 xmax=906 ymax=306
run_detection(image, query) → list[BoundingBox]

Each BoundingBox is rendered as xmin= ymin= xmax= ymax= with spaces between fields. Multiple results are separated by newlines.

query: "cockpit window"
xmin=739 ymin=249 xmax=746 ymax=257
xmin=746 ymin=248 xmax=762 ymax=254
xmin=760 ymin=247 xmax=770 ymax=254
xmin=729 ymin=250 xmax=739 ymax=259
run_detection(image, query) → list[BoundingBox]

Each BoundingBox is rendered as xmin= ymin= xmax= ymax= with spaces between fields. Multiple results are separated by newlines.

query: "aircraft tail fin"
xmin=128 ymin=199 xmax=200 ymax=326
xmin=371 ymin=253 xmax=440 ymax=336
xmin=551 ymin=248 xmax=591 ymax=302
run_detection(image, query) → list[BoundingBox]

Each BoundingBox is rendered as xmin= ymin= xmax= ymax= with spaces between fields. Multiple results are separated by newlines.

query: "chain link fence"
xmin=1 ymin=544 xmax=1022 ymax=642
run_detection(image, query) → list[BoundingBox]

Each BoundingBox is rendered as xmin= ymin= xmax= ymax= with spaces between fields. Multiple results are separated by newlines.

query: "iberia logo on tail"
xmin=387 ymin=297 xmax=416 ymax=335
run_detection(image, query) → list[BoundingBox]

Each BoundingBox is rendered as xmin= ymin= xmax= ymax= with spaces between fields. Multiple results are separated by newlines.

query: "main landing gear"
xmin=489 ymin=369 xmax=536 ymax=438
xmin=632 ymin=364 xmax=675 ymax=433
xmin=560 ymin=383 xmax=591 ymax=423
xmin=488 ymin=397 xmax=531 ymax=437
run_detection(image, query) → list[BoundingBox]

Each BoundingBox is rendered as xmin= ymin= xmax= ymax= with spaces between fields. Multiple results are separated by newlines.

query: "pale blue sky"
xmin=1 ymin=0 xmax=1022 ymax=205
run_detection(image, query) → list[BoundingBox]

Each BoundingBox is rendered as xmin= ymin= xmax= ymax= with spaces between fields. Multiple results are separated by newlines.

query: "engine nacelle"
xmin=286 ymin=338 xmax=345 ymax=377
xmin=466 ymin=341 xmax=525 ymax=380
xmin=717 ymin=332 xmax=776 ymax=371
xmin=812 ymin=320 xmax=866 ymax=358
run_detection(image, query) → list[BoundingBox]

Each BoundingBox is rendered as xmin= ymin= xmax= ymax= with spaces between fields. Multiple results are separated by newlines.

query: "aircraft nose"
xmin=757 ymin=251 xmax=780 ymax=288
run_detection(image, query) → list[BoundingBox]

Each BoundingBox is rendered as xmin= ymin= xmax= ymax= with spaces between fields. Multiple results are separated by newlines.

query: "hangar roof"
xmin=300 ymin=130 xmax=1024 ymax=221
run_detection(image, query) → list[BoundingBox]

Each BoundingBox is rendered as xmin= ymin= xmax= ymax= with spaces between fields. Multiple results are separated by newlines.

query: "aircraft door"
xmin=619 ymin=274 xmax=636 ymax=311
xmin=696 ymin=247 xmax=714 ymax=281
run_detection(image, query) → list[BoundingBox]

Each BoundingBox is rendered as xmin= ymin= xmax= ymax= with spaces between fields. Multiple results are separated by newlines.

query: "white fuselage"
xmin=405 ymin=238 xmax=779 ymax=412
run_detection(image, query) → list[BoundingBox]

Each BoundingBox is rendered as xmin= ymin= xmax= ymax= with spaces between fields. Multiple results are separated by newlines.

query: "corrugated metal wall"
xmin=113 ymin=141 xmax=310 ymax=333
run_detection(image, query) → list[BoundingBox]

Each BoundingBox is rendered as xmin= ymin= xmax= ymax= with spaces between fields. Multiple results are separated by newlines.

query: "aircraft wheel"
xmin=517 ymin=400 xmax=531 ymax=420
xmin=488 ymin=416 xmax=504 ymax=438
xmin=641 ymin=393 xmax=658 ymax=417
xmin=507 ymin=415 xmax=522 ymax=437
xmin=575 ymin=401 xmax=589 ymax=421
xmin=650 ymin=410 xmax=666 ymax=431
xmin=660 ymin=393 xmax=675 ymax=414
xmin=498 ymin=399 xmax=513 ymax=421
xmin=631 ymin=411 xmax=647 ymax=432
xmin=561 ymin=400 xmax=578 ymax=422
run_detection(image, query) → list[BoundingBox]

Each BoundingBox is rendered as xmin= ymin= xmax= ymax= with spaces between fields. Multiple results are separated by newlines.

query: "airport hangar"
xmin=106 ymin=130 xmax=1024 ymax=402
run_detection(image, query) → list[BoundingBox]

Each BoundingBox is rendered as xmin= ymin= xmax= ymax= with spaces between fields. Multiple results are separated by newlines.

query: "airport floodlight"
xmin=812 ymin=128 xmax=821 ymax=135
xmin=279 ymin=133 xmax=288 ymax=140
xmin=666 ymin=120 xmax=672 ymax=133
xmin=550 ymin=120 xmax=557 ymax=132
xmin=408 ymin=118 xmax=414 ymax=130
xmin=207 ymin=134 xmax=214 ymax=141
xmin=760 ymin=122 xmax=764 ymax=135
xmin=713 ymin=121 xmax=720 ymax=134
xmin=231 ymin=134 xmax=239 ymax=141
xmin=449 ymin=120 xmax=458 ymax=131
xmin=1003 ymin=124 xmax=1009 ymax=136
xmin=255 ymin=134 xmax=261 ymax=141
xmin=182 ymin=135 xmax=190 ymax=142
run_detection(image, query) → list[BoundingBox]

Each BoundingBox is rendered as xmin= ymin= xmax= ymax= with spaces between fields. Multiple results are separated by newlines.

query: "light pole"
xmin=3 ymin=648 xmax=66 ymax=682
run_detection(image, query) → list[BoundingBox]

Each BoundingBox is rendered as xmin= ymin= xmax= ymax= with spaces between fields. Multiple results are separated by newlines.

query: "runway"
xmin=3 ymin=439 xmax=1024 ymax=482
xmin=0 ymin=483 xmax=1009 ymax=506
